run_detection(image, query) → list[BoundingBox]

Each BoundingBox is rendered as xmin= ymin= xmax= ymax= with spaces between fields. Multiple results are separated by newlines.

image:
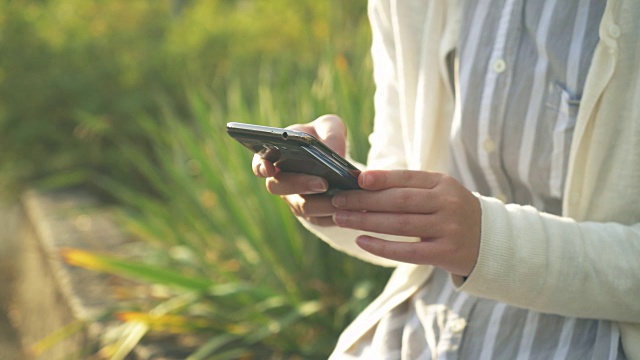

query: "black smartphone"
xmin=226 ymin=122 xmax=361 ymax=191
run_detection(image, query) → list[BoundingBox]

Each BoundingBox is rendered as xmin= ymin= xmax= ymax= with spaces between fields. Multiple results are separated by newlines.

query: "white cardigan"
xmin=301 ymin=0 xmax=640 ymax=358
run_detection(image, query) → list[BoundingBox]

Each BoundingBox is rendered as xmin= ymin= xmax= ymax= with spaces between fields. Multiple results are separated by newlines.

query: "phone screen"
xmin=226 ymin=122 xmax=361 ymax=190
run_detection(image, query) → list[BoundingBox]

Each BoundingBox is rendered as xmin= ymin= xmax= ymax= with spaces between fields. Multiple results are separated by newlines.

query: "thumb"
xmin=312 ymin=114 xmax=347 ymax=157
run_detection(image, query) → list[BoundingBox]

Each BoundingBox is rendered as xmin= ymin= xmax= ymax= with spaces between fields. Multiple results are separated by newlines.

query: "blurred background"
xmin=0 ymin=0 xmax=391 ymax=359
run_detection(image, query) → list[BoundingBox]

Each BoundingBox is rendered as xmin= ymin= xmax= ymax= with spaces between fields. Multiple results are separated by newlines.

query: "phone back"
xmin=227 ymin=122 xmax=361 ymax=190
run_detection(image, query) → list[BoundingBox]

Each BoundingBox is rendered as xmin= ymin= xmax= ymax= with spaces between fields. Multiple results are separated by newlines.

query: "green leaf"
xmin=62 ymin=248 xmax=213 ymax=292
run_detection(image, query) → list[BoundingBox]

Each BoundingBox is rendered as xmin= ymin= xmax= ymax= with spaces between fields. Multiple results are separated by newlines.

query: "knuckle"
xmin=439 ymin=174 xmax=463 ymax=192
xmin=296 ymin=196 xmax=312 ymax=214
xmin=443 ymin=222 xmax=462 ymax=237
xmin=290 ymin=207 xmax=303 ymax=218
xmin=291 ymin=205 xmax=304 ymax=217
xmin=399 ymin=170 xmax=422 ymax=188
xmin=393 ymin=215 xmax=413 ymax=231
xmin=284 ymin=197 xmax=303 ymax=217
xmin=441 ymin=193 xmax=464 ymax=210
xmin=396 ymin=189 xmax=415 ymax=211
xmin=402 ymin=171 xmax=417 ymax=184
xmin=350 ymin=213 xmax=366 ymax=229
xmin=438 ymin=173 xmax=453 ymax=183
xmin=316 ymin=114 xmax=343 ymax=125
xmin=293 ymin=202 xmax=308 ymax=218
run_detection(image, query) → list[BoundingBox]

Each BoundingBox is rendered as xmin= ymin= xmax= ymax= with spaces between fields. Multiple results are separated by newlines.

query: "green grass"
xmin=80 ymin=59 xmax=391 ymax=357
xmin=1 ymin=1 xmax=393 ymax=358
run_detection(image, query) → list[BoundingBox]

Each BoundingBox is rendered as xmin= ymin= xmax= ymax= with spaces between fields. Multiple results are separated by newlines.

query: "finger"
xmin=252 ymin=155 xmax=277 ymax=178
xmin=355 ymin=235 xmax=438 ymax=265
xmin=333 ymin=211 xmax=441 ymax=238
xmin=356 ymin=235 xmax=475 ymax=276
xmin=332 ymin=188 xmax=438 ymax=213
xmin=285 ymin=115 xmax=346 ymax=155
xmin=285 ymin=123 xmax=316 ymax=133
xmin=359 ymin=170 xmax=443 ymax=191
xmin=284 ymin=194 xmax=337 ymax=218
xmin=265 ymin=172 xmax=328 ymax=195
xmin=304 ymin=216 xmax=336 ymax=227
xmin=311 ymin=115 xmax=347 ymax=156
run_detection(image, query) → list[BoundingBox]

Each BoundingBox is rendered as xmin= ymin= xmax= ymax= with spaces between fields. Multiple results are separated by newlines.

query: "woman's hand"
xmin=252 ymin=114 xmax=347 ymax=227
xmin=331 ymin=170 xmax=482 ymax=276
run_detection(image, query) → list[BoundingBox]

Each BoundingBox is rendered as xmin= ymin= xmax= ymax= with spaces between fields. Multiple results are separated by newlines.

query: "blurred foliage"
xmin=0 ymin=0 xmax=389 ymax=358
xmin=0 ymin=0 xmax=372 ymax=194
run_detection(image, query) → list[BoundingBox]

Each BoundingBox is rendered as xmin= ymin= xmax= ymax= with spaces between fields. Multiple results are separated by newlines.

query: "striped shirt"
xmin=341 ymin=0 xmax=627 ymax=358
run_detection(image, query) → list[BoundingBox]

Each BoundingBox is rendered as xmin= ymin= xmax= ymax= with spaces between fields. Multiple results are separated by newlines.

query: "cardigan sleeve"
xmin=454 ymin=0 xmax=640 ymax=324
xmin=454 ymin=195 xmax=640 ymax=323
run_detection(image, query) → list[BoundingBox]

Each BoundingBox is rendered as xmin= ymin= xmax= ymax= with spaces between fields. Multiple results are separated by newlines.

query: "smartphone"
xmin=226 ymin=122 xmax=361 ymax=191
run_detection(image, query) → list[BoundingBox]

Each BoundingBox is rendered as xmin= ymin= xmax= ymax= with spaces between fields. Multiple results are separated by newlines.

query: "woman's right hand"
xmin=252 ymin=114 xmax=347 ymax=227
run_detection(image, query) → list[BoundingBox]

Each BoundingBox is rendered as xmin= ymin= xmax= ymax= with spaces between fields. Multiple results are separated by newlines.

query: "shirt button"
xmin=450 ymin=318 xmax=467 ymax=333
xmin=608 ymin=24 xmax=621 ymax=39
xmin=483 ymin=138 xmax=497 ymax=153
xmin=493 ymin=59 xmax=507 ymax=73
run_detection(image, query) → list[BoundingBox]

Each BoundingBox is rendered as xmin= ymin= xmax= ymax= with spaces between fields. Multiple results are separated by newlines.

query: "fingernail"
xmin=332 ymin=194 xmax=345 ymax=208
xmin=257 ymin=163 xmax=266 ymax=177
xmin=360 ymin=172 xmax=370 ymax=188
xmin=356 ymin=235 xmax=372 ymax=247
xmin=309 ymin=179 xmax=328 ymax=193
xmin=333 ymin=211 xmax=348 ymax=225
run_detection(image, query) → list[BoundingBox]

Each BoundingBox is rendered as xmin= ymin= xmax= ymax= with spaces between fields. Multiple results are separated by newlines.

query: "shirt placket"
xmin=478 ymin=0 xmax=523 ymax=205
xmin=436 ymin=294 xmax=478 ymax=360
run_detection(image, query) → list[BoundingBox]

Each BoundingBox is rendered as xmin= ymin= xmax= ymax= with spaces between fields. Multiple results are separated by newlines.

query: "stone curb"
xmin=0 ymin=200 xmax=24 ymax=360
xmin=7 ymin=189 xmax=198 ymax=360
xmin=10 ymin=189 xmax=131 ymax=359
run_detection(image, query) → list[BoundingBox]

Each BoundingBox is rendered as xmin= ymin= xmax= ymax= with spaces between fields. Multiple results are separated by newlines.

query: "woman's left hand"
xmin=332 ymin=169 xmax=482 ymax=277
